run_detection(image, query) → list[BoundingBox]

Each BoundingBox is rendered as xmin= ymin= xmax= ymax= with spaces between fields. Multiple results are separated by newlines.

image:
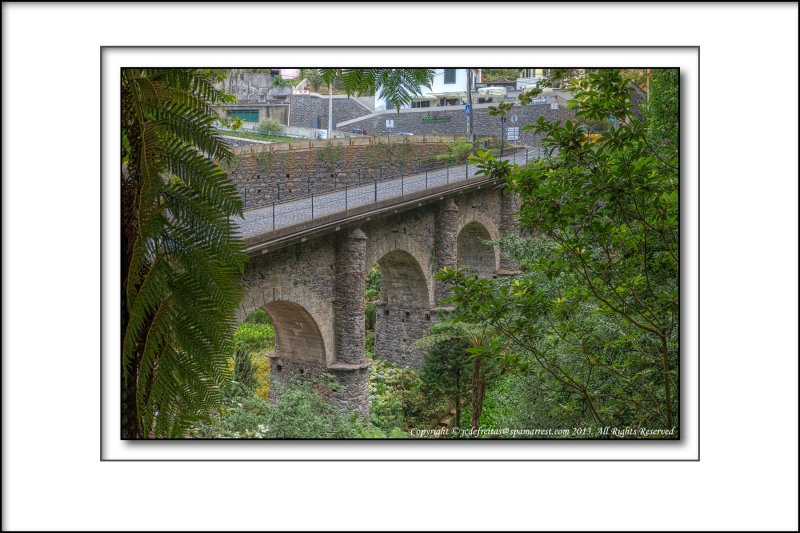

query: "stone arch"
xmin=456 ymin=219 xmax=500 ymax=276
xmin=376 ymin=249 xmax=430 ymax=308
xmin=237 ymin=283 xmax=334 ymax=366
xmin=370 ymin=249 xmax=433 ymax=368
xmin=260 ymin=300 xmax=327 ymax=365
xmin=364 ymin=231 xmax=434 ymax=308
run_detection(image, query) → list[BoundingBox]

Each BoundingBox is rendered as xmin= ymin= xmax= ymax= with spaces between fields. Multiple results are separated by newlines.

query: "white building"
xmin=375 ymin=68 xmax=481 ymax=110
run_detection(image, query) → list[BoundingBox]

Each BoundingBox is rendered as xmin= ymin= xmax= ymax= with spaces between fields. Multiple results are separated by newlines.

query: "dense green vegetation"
xmin=177 ymin=68 xmax=679 ymax=440
xmin=440 ymin=68 xmax=680 ymax=437
xmin=121 ymin=69 xmax=246 ymax=438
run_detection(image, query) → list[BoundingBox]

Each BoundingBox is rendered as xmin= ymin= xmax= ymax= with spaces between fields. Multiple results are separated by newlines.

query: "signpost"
xmin=510 ymin=114 xmax=518 ymax=123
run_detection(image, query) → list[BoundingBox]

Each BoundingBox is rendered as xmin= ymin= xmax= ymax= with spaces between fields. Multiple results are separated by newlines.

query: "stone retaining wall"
xmin=338 ymin=102 xmax=575 ymax=146
xmin=289 ymin=94 xmax=372 ymax=129
xmin=225 ymin=135 xmax=510 ymax=208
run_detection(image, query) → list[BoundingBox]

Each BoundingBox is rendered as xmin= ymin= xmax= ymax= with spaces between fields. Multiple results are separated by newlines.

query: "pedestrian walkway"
xmin=234 ymin=146 xmax=544 ymax=239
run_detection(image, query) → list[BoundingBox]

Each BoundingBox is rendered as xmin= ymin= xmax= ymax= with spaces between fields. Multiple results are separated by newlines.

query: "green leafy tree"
xmin=481 ymin=68 xmax=520 ymax=81
xmin=445 ymin=69 xmax=679 ymax=435
xmin=413 ymin=322 xmax=473 ymax=434
xmin=300 ymin=68 xmax=324 ymax=92
xmin=121 ymin=68 xmax=246 ymax=438
xmin=270 ymin=74 xmax=295 ymax=88
xmin=411 ymin=317 xmax=502 ymax=433
xmin=643 ymin=68 xmax=679 ymax=150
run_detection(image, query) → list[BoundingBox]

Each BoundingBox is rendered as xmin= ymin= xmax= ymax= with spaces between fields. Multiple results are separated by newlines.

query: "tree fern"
xmin=122 ymin=68 xmax=245 ymax=438
xmin=317 ymin=68 xmax=434 ymax=110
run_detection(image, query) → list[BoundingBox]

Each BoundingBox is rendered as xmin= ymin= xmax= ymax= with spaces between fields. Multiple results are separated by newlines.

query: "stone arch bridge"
xmin=235 ymin=161 xmax=522 ymax=417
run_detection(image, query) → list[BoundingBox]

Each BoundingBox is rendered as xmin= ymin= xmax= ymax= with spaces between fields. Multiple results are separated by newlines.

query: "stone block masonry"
xmin=289 ymin=94 xmax=372 ymax=129
xmin=338 ymin=102 xmax=576 ymax=146
xmin=225 ymin=136 xmax=504 ymax=209
xmin=237 ymin=174 xmax=521 ymax=420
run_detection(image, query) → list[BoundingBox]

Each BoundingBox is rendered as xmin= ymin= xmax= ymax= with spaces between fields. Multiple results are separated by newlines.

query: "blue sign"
xmin=465 ymin=104 xmax=471 ymax=115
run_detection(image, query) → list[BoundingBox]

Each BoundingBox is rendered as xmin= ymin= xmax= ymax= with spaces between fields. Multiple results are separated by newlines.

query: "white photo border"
xmin=101 ymin=46 xmax=699 ymax=461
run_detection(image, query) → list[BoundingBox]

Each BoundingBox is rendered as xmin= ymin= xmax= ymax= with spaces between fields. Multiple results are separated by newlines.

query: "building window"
xmin=444 ymin=69 xmax=456 ymax=84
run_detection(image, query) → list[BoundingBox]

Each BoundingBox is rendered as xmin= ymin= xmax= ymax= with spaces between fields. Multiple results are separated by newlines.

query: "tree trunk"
xmin=454 ymin=368 xmax=461 ymax=438
xmin=471 ymin=358 xmax=486 ymax=434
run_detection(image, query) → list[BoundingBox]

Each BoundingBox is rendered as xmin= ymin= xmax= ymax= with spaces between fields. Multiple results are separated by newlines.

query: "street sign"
xmin=510 ymin=114 xmax=518 ymax=123
xmin=550 ymin=103 xmax=558 ymax=110
xmin=313 ymin=129 xmax=328 ymax=140
xmin=386 ymin=119 xmax=394 ymax=129
xmin=507 ymin=127 xmax=520 ymax=141
xmin=465 ymin=104 xmax=471 ymax=115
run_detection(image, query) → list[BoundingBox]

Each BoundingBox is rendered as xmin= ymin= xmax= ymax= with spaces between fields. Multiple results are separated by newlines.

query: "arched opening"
xmin=371 ymin=250 xmax=432 ymax=369
xmin=231 ymin=307 xmax=275 ymax=400
xmin=257 ymin=300 xmax=330 ymax=401
xmin=261 ymin=300 xmax=327 ymax=364
xmin=457 ymin=221 xmax=497 ymax=278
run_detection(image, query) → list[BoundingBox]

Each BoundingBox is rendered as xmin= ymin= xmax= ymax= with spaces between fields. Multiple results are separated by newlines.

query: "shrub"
xmin=365 ymin=288 xmax=379 ymax=301
xmin=366 ymin=264 xmax=381 ymax=294
xmin=245 ymin=308 xmax=272 ymax=325
xmin=233 ymin=345 xmax=256 ymax=390
xmin=188 ymin=374 xmax=369 ymax=439
xmin=317 ymin=142 xmax=344 ymax=172
xmin=234 ymin=322 xmax=275 ymax=353
xmin=252 ymin=353 xmax=271 ymax=400
xmin=255 ymin=118 xmax=282 ymax=137
xmin=365 ymin=302 xmax=376 ymax=330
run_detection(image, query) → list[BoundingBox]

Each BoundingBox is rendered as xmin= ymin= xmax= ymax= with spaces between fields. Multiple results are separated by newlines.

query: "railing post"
xmin=311 ymin=193 xmax=314 ymax=218
xmin=446 ymin=165 xmax=449 ymax=184
xmin=425 ymin=169 xmax=428 ymax=189
xmin=243 ymin=188 xmax=247 ymax=209
xmin=272 ymin=201 xmax=275 ymax=230
xmin=277 ymin=183 xmax=281 ymax=202
xmin=465 ymin=162 xmax=468 ymax=180
xmin=402 ymin=175 xmax=404 ymax=195
xmin=374 ymin=179 xmax=377 ymax=202
xmin=307 ymin=176 xmax=310 ymax=195
xmin=345 ymin=185 xmax=348 ymax=210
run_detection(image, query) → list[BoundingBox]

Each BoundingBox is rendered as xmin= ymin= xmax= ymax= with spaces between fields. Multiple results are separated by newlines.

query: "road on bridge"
xmin=234 ymin=147 xmax=545 ymax=239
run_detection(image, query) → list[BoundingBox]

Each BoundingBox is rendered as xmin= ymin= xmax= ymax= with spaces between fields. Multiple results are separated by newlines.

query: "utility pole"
xmin=328 ymin=78 xmax=333 ymax=139
xmin=467 ymin=68 xmax=474 ymax=147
